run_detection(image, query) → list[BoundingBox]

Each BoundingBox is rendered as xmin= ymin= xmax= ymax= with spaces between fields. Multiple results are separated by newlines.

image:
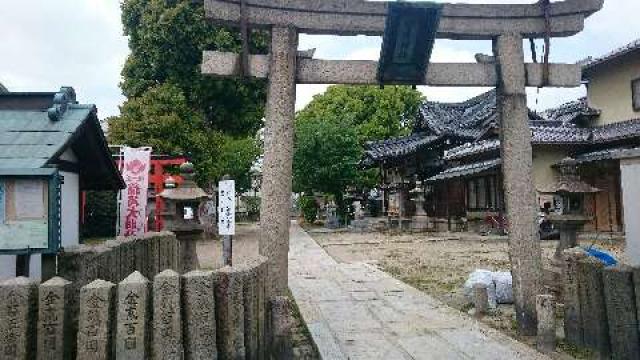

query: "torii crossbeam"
xmin=202 ymin=0 xmax=603 ymax=335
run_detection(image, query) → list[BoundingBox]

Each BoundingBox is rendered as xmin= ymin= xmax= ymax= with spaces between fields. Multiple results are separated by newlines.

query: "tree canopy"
xmin=109 ymin=0 xmax=267 ymax=191
xmin=293 ymin=85 xmax=423 ymax=207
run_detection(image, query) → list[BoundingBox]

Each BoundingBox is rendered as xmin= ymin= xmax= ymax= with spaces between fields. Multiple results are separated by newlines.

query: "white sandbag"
xmin=464 ymin=269 xmax=497 ymax=308
xmin=492 ymin=271 xmax=513 ymax=304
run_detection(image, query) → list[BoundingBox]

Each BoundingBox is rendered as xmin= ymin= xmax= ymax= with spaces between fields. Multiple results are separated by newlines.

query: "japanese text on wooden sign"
xmin=218 ymin=179 xmax=235 ymax=235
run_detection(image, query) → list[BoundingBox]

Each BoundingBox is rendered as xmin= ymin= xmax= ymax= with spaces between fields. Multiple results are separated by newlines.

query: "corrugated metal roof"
xmin=427 ymin=158 xmax=501 ymax=182
xmin=0 ymin=105 xmax=93 ymax=169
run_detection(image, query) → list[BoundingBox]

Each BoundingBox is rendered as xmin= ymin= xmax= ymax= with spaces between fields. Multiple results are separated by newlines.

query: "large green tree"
xmin=293 ymin=85 xmax=423 ymax=212
xmin=120 ymin=0 xmax=269 ymax=136
xmin=109 ymin=0 xmax=267 ymax=191
xmin=108 ymin=84 xmax=259 ymax=191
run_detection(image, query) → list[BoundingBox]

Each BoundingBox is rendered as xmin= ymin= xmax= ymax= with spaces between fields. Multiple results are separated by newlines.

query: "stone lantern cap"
xmin=158 ymin=162 xmax=209 ymax=200
xmin=539 ymin=160 xmax=600 ymax=194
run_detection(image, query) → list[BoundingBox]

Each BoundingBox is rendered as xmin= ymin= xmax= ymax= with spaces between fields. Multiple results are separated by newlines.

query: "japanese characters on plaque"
xmin=118 ymin=147 xmax=152 ymax=237
xmin=218 ymin=180 xmax=235 ymax=236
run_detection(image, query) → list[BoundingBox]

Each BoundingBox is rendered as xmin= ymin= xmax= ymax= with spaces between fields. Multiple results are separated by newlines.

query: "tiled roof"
xmin=558 ymin=146 xmax=640 ymax=165
xmin=583 ymin=38 xmax=640 ymax=73
xmin=427 ymin=158 xmax=501 ymax=182
xmin=531 ymin=126 xmax=592 ymax=144
xmin=591 ymin=118 xmax=640 ymax=143
xmin=442 ymin=118 xmax=640 ymax=161
xmin=361 ymin=133 xmax=440 ymax=167
xmin=541 ymin=97 xmax=600 ymax=125
xmin=416 ymin=90 xmax=499 ymax=140
xmin=416 ymin=90 xmax=545 ymax=140
xmin=443 ymin=139 xmax=500 ymax=161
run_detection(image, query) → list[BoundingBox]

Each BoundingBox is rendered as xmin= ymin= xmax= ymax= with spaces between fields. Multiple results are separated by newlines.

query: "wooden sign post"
xmin=218 ymin=177 xmax=236 ymax=267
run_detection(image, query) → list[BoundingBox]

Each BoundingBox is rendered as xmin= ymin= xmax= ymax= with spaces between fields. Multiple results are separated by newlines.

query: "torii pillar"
xmin=260 ymin=26 xmax=298 ymax=296
xmin=201 ymin=0 xmax=604 ymax=335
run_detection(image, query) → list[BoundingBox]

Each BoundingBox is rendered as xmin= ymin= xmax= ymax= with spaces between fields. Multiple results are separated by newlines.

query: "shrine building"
xmin=0 ymin=86 xmax=124 ymax=280
xmin=363 ymin=38 xmax=640 ymax=235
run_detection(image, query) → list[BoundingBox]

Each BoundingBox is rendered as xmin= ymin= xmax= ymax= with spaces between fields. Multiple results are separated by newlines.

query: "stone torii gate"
xmin=202 ymin=0 xmax=603 ymax=334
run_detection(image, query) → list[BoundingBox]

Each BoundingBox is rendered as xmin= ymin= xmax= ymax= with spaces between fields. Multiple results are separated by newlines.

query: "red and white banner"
xmin=118 ymin=147 xmax=152 ymax=237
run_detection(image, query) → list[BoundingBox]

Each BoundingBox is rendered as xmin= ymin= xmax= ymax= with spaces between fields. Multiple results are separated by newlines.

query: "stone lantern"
xmin=158 ymin=162 xmax=209 ymax=271
xmin=410 ymin=180 xmax=430 ymax=232
xmin=541 ymin=161 xmax=599 ymax=263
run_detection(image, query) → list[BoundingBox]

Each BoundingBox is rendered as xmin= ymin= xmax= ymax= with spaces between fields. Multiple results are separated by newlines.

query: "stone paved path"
xmin=288 ymin=222 xmax=549 ymax=360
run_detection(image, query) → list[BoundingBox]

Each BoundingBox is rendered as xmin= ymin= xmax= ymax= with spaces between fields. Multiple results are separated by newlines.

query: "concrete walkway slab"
xmin=288 ymin=222 xmax=549 ymax=360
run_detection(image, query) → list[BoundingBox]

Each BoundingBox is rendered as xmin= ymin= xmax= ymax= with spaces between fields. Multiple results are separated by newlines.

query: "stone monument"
xmin=201 ymin=0 xmax=604 ymax=334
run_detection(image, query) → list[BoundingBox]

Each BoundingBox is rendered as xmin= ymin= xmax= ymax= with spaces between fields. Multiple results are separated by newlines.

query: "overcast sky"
xmin=0 ymin=0 xmax=638 ymax=119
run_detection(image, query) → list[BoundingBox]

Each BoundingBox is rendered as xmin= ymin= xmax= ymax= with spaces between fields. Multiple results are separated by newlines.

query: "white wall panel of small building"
xmin=60 ymin=170 xmax=80 ymax=248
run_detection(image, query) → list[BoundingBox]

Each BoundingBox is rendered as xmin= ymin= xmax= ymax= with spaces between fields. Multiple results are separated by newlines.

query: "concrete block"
xmin=153 ymin=269 xmax=183 ymax=359
xmin=562 ymin=248 xmax=586 ymax=346
xmin=214 ymin=266 xmax=245 ymax=359
xmin=37 ymin=277 xmax=73 ymax=360
xmin=182 ymin=270 xmax=217 ymax=360
xmin=603 ymin=265 xmax=640 ymax=360
xmin=76 ymin=279 xmax=115 ymax=360
xmin=0 ymin=277 xmax=38 ymax=360
xmin=536 ymin=295 xmax=556 ymax=354
xmin=577 ymin=257 xmax=610 ymax=357
xmin=116 ymin=271 xmax=150 ymax=360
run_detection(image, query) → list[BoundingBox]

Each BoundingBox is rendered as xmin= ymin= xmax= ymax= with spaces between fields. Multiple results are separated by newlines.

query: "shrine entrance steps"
xmin=288 ymin=222 xmax=548 ymax=360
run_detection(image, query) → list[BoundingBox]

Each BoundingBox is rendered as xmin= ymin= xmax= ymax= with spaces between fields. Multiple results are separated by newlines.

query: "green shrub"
xmin=298 ymin=196 xmax=318 ymax=224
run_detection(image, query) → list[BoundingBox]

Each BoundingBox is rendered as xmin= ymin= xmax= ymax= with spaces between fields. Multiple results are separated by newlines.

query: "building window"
xmin=467 ymin=176 xmax=501 ymax=211
xmin=633 ymin=78 xmax=640 ymax=111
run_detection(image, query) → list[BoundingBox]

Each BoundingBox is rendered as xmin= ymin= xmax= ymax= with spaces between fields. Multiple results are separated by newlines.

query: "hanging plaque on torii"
xmin=201 ymin=0 xmax=604 ymax=335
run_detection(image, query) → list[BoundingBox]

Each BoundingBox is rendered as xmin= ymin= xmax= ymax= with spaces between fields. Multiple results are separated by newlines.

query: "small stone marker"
xmin=635 ymin=267 xmax=640 ymax=342
xmin=602 ymin=265 xmax=640 ymax=360
xmin=76 ymin=279 xmax=115 ymax=360
xmin=182 ymin=270 xmax=217 ymax=360
xmin=472 ymin=283 xmax=489 ymax=318
xmin=536 ymin=294 xmax=556 ymax=354
xmin=562 ymin=247 xmax=586 ymax=346
xmin=577 ymin=257 xmax=611 ymax=357
xmin=240 ymin=263 xmax=260 ymax=360
xmin=116 ymin=271 xmax=150 ymax=360
xmin=0 ymin=277 xmax=38 ymax=360
xmin=37 ymin=277 xmax=72 ymax=360
xmin=255 ymin=258 xmax=268 ymax=360
xmin=214 ymin=266 xmax=245 ymax=359
xmin=270 ymin=296 xmax=294 ymax=360
xmin=153 ymin=269 xmax=183 ymax=359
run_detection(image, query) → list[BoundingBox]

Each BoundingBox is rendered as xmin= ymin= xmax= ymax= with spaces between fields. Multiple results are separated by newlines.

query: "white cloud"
xmin=0 ymin=1 xmax=129 ymax=118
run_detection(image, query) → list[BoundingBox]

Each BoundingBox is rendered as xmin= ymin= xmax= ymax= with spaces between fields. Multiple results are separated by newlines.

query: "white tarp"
xmin=118 ymin=147 xmax=152 ymax=237
xmin=218 ymin=179 xmax=236 ymax=235
xmin=463 ymin=269 xmax=514 ymax=308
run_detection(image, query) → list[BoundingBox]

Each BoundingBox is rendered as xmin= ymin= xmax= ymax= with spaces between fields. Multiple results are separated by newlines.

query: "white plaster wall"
xmin=0 ymin=255 xmax=16 ymax=280
xmin=620 ymin=158 xmax=640 ymax=266
xmin=61 ymin=171 xmax=80 ymax=248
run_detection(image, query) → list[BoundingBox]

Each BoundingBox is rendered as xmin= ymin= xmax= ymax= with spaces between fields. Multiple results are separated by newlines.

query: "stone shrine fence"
xmin=0 ymin=256 xmax=291 ymax=360
xmin=562 ymin=248 xmax=640 ymax=359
